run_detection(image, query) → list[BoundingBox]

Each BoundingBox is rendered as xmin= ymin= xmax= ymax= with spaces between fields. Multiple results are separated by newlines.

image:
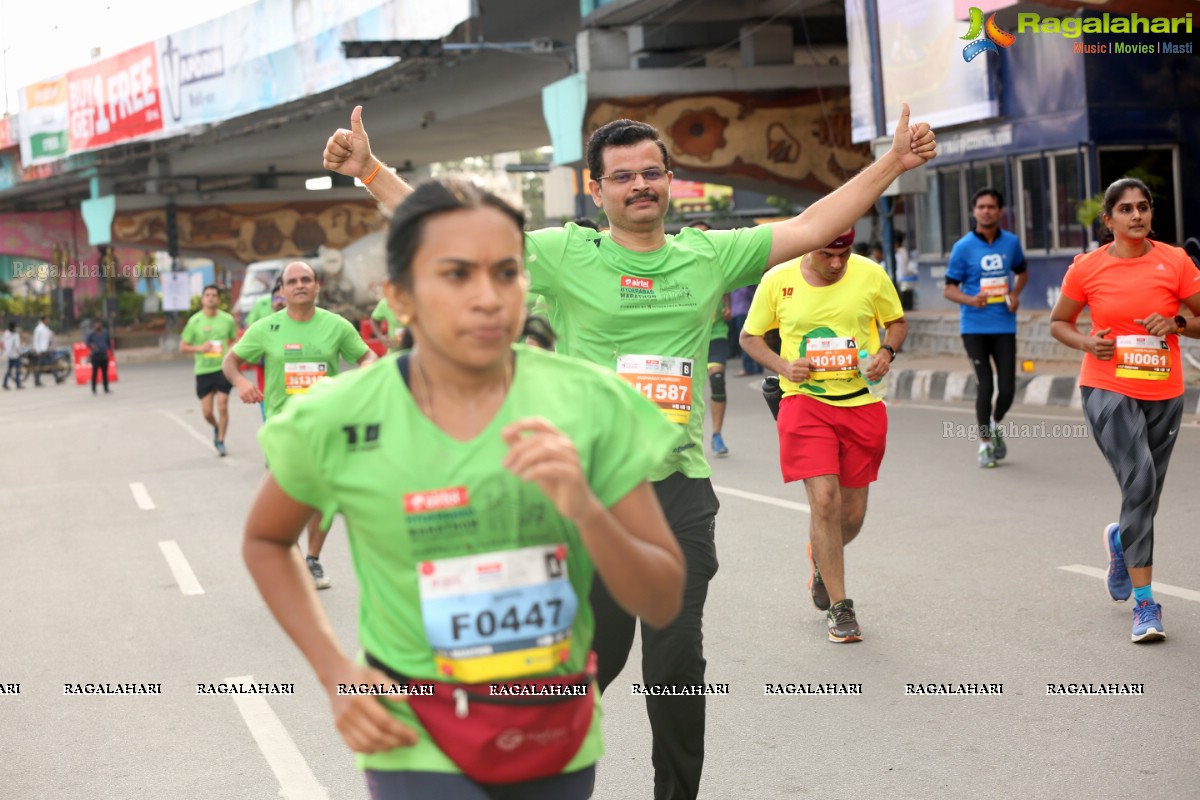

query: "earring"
xmin=399 ymin=314 xmax=411 ymax=326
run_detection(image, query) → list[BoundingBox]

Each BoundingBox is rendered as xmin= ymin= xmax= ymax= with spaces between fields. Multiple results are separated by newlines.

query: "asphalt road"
xmin=2 ymin=360 xmax=1198 ymax=799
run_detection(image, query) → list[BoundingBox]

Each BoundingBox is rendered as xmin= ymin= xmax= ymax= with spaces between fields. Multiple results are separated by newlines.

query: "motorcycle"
xmin=17 ymin=346 xmax=72 ymax=385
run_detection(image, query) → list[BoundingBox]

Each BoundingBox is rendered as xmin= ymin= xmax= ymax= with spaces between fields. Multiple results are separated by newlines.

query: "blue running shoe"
xmin=1104 ymin=523 xmax=1132 ymax=602
xmin=1131 ymin=600 xmax=1165 ymax=643
xmin=712 ymin=433 xmax=729 ymax=457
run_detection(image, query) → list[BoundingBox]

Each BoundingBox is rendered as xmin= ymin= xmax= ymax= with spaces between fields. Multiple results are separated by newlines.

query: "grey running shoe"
xmin=306 ymin=556 xmax=332 ymax=590
xmin=991 ymin=424 xmax=1007 ymax=460
xmin=827 ymin=599 xmax=862 ymax=643
xmin=215 ymin=441 xmax=227 ymax=457
xmin=978 ymin=442 xmax=997 ymax=469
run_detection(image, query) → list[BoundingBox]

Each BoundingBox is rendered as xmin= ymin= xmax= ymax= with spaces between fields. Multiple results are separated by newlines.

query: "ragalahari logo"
xmin=961 ymin=7 xmax=1016 ymax=62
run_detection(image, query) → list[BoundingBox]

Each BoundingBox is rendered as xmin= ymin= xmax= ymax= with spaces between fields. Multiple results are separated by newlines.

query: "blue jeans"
xmin=3 ymin=358 xmax=20 ymax=388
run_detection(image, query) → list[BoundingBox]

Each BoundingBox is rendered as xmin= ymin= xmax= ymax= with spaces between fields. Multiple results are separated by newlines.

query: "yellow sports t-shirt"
xmin=743 ymin=253 xmax=903 ymax=407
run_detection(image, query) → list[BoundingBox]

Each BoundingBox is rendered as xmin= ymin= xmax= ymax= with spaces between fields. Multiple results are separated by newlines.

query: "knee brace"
xmin=709 ymin=369 xmax=726 ymax=402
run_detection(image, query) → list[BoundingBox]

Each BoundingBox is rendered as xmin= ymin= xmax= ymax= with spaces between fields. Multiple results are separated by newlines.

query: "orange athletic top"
xmin=1060 ymin=240 xmax=1200 ymax=400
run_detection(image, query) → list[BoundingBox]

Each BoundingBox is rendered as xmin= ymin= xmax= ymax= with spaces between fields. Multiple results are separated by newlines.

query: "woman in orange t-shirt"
xmin=1050 ymin=177 xmax=1200 ymax=644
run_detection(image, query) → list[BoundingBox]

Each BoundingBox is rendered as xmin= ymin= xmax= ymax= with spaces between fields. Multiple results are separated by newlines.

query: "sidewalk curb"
xmin=889 ymin=368 xmax=1200 ymax=414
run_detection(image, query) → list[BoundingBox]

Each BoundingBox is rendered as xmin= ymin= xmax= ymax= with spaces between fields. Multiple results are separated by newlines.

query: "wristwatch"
xmin=879 ymin=344 xmax=897 ymax=361
xmin=1175 ymin=315 xmax=1187 ymax=334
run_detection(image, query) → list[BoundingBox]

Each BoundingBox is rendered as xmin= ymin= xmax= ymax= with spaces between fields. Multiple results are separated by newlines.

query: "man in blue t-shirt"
xmin=943 ymin=188 xmax=1027 ymax=468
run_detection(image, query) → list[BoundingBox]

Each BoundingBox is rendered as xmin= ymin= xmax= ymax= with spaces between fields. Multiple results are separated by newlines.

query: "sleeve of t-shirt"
xmin=871 ymin=269 xmax=906 ymax=326
xmin=180 ymin=314 xmax=200 ymax=345
xmin=258 ymin=399 xmax=339 ymax=530
xmin=1175 ymin=249 xmax=1200 ymax=299
xmin=741 ymin=268 xmax=780 ymax=337
xmin=945 ymin=241 xmax=968 ymax=284
xmin=709 ymin=226 xmax=774 ymax=292
xmin=232 ymin=319 xmax=266 ymax=362
xmin=1011 ymin=237 xmax=1028 ymax=274
xmin=583 ymin=368 xmax=680 ymax=508
xmin=1059 ymin=254 xmax=1088 ymax=303
xmin=370 ymin=299 xmax=388 ymax=321
xmin=525 ymin=227 xmax=571 ymax=298
xmin=338 ymin=317 xmax=371 ymax=363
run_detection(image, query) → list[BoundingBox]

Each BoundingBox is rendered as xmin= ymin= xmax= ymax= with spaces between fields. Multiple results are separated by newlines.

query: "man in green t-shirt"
xmin=323 ymin=104 xmax=937 ymax=799
xmin=369 ymin=297 xmax=406 ymax=351
xmin=180 ymin=284 xmax=238 ymax=456
xmin=224 ymin=261 xmax=377 ymax=588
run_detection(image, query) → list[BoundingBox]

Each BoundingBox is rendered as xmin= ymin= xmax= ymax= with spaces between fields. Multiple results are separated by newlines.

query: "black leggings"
xmin=961 ymin=334 xmax=1016 ymax=431
xmin=365 ymin=767 xmax=595 ymax=799
xmin=1081 ymin=388 xmax=1183 ymax=568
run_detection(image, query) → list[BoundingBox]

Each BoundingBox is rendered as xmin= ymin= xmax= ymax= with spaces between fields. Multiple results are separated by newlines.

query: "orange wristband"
xmin=362 ymin=161 xmax=383 ymax=185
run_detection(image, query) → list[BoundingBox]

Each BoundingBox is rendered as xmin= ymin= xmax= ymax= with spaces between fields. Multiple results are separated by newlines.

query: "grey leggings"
xmin=1081 ymin=387 xmax=1183 ymax=568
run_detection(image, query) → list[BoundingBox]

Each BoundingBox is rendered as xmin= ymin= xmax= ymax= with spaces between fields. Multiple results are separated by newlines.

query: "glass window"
xmin=915 ymin=170 xmax=942 ymax=257
xmin=1019 ymin=158 xmax=1047 ymax=251
xmin=939 ymin=168 xmax=964 ymax=253
xmin=1052 ymin=152 xmax=1086 ymax=252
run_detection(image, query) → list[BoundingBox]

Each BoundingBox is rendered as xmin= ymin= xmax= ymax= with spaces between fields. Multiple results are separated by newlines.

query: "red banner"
xmin=0 ymin=116 xmax=17 ymax=150
xmin=68 ymin=43 xmax=163 ymax=151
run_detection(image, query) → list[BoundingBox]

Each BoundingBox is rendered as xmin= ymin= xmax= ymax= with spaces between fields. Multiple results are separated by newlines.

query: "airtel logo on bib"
xmin=621 ymin=276 xmax=654 ymax=290
xmin=405 ymin=487 xmax=469 ymax=514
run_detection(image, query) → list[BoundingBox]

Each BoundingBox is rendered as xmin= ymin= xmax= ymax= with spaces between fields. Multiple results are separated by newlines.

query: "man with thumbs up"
xmin=322 ymin=102 xmax=937 ymax=800
xmin=942 ymin=188 xmax=1027 ymax=468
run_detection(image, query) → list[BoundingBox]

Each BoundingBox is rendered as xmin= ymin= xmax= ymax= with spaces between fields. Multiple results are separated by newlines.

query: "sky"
xmin=0 ymin=0 xmax=255 ymax=116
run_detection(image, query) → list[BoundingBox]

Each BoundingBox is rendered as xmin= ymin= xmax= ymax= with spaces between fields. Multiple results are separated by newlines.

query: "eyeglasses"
xmin=596 ymin=167 xmax=667 ymax=185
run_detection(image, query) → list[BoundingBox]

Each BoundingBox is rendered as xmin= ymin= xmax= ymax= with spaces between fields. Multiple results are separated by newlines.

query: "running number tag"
xmin=979 ymin=276 xmax=1009 ymax=303
xmin=616 ymin=355 xmax=693 ymax=424
xmin=418 ymin=545 xmax=578 ymax=682
xmin=1114 ymin=335 xmax=1170 ymax=381
xmin=805 ymin=337 xmax=858 ymax=380
xmin=284 ymin=361 xmax=327 ymax=394
xmin=203 ymin=339 xmax=224 ymax=359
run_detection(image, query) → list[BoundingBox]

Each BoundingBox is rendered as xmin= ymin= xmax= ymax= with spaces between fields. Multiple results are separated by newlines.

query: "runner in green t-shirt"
xmin=179 ymin=284 xmax=238 ymax=456
xmin=323 ymin=103 xmax=938 ymax=798
xmin=243 ymin=180 xmax=684 ymax=798
xmin=225 ymin=261 xmax=377 ymax=589
xmin=370 ymin=297 xmax=407 ymax=351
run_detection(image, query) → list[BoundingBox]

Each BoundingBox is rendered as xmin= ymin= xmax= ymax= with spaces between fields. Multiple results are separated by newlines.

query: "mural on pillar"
xmin=110 ymin=201 xmax=386 ymax=262
xmin=585 ymin=90 xmax=871 ymax=193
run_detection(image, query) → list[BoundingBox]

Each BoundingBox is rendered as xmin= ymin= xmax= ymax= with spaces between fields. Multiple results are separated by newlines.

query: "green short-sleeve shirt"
xmin=181 ymin=310 xmax=237 ymax=375
xmin=232 ymin=307 xmax=370 ymax=417
xmin=259 ymin=344 xmax=677 ymax=774
xmin=525 ymin=222 xmax=773 ymax=480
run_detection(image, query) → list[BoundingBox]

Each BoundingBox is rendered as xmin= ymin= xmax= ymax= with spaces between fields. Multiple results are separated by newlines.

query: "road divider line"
xmin=227 ymin=675 xmax=330 ymax=800
xmin=159 ymin=410 xmax=236 ymax=465
xmin=713 ymin=485 xmax=810 ymax=513
xmin=130 ymin=482 xmax=155 ymax=510
xmin=158 ymin=541 xmax=205 ymax=596
xmin=1058 ymin=565 xmax=1200 ymax=603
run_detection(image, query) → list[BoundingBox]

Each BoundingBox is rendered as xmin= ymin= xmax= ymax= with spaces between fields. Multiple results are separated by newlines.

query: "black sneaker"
xmin=306 ymin=556 xmax=331 ymax=590
xmin=807 ymin=541 xmax=830 ymax=611
xmin=827 ymin=599 xmax=862 ymax=643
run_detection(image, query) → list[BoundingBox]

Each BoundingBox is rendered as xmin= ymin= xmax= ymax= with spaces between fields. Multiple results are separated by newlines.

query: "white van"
xmin=233 ymin=258 xmax=290 ymax=323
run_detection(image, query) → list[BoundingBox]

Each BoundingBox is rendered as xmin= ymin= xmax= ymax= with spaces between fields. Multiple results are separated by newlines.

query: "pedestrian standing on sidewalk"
xmin=1050 ymin=176 xmax=1200 ymax=644
xmin=33 ymin=315 xmax=54 ymax=387
xmin=943 ymin=188 xmax=1027 ymax=468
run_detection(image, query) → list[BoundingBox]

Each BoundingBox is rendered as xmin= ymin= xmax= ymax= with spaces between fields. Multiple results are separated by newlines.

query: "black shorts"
xmin=707 ymin=337 xmax=731 ymax=366
xmin=196 ymin=370 xmax=233 ymax=398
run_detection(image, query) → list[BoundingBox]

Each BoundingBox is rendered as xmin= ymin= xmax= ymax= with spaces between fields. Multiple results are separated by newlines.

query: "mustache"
xmin=626 ymin=192 xmax=659 ymax=206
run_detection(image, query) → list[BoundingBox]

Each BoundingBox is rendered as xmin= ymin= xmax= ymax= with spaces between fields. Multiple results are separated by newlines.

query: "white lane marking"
xmin=130 ymin=482 xmax=156 ymax=510
xmin=160 ymin=409 xmax=236 ymax=465
xmin=1058 ymin=565 xmax=1200 ymax=603
xmin=227 ymin=675 xmax=330 ymax=800
xmin=714 ymin=485 xmax=810 ymax=513
xmin=158 ymin=541 xmax=205 ymax=596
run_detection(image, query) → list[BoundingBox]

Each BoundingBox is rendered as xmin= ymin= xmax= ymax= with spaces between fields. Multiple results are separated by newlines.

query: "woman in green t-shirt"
xmin=243 ymin=178 xmax=685 ymax=799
